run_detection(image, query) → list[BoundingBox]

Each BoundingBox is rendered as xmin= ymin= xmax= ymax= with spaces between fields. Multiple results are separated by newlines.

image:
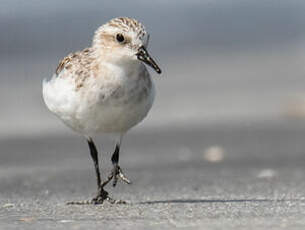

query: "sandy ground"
xmin=1 ymin=120 xmax=305 ymax=229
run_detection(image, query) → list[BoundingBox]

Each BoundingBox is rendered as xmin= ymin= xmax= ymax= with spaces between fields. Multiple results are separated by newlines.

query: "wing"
xmin=55 ymin=48 xmax=92 ymax=76
xmin=55 ymin=48 xmax=95 ymax=89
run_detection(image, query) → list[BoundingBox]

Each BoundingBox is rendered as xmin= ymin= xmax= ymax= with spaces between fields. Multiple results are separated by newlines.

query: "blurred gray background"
xmin=2 ymin=1 xmax=305 ymax=229
xmin=1 ymin=0 xmax=305 ymax=138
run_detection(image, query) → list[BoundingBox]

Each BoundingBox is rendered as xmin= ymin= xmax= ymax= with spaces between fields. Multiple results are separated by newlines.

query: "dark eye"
xmin=116 ymin=33 xmax=125 ymax=43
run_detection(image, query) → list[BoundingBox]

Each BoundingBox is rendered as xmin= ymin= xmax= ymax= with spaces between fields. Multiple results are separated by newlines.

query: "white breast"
xmin=43 ymin=65 xmax=155 ymax=136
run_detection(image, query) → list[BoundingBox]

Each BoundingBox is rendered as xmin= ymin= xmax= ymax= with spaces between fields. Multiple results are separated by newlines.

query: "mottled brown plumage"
xmin=55 ymin=48 xmax=96 ymax=89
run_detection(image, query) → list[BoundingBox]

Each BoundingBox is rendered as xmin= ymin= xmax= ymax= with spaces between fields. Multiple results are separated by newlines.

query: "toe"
xmin=118 ymin=167 xmax=132 ymax=184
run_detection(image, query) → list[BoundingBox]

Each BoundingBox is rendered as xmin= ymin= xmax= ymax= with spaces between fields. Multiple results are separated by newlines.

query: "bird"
xmin=42 ymin=17 xmax=161 ymax=204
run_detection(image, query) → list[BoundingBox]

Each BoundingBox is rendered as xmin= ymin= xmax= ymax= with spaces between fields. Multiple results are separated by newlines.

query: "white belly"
xmin=43 ymin=72 xmax=155 ymax=136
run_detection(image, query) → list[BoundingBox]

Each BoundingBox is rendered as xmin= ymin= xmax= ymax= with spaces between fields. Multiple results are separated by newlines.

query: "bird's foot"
xmin=110 ymin=165 xmax=132 ymax=187
xmin=66 ymin=189 xmax=127 ymax=205
xmin=90 ymin=189 xmax=110 ymax=204
xmin=100 ymin=165 xmax=131 ymax=188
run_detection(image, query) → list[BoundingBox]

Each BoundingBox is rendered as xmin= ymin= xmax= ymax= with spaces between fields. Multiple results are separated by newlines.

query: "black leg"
xmin=110 ymin=143 xmax=131 ymax=187
xmin=67 ymin=137 xmax=129 ymax=205
xmin=67 ymin=137 xmax=109 ymax=205
xmin=87 ymin=138 xmax=111 ymax=204
xmin=111 ymin=144 xmax=120 ymax=167
xmin=87 ymin=138 xmax=101 ymax=189
xmin=111 ymin=144 xmax=120 ymax=187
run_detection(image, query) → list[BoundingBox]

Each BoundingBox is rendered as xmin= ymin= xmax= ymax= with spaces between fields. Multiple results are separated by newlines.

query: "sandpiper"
xmin=42 ymin=17 xmax=161 ymax=204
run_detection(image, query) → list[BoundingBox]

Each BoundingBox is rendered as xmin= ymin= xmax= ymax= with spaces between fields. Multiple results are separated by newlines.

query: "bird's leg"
xmin=100 ymin=135 xmax=131 ymax=188
xmin=110 ymin=142 xmax=131 ymax=187
xmin=86 ymin=138 xmax=109 ymax=204
xmin=99 ymin=143 xmax=131 ymax=189
xmin=67 ymin=138 xmax=117 ymax=205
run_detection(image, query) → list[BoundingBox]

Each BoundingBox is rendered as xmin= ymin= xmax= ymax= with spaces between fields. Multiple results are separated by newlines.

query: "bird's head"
xmin=93 ymin=17 xmax=161 ymax=74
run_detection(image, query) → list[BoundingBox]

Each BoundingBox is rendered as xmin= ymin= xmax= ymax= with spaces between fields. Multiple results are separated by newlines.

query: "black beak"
xmin=136 ymin=46 xmax=162 ymax=74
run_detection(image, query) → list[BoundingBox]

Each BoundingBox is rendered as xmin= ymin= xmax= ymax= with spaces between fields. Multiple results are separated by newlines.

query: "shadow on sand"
xmin=138 ymin=198 xmax=303 ymax=205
